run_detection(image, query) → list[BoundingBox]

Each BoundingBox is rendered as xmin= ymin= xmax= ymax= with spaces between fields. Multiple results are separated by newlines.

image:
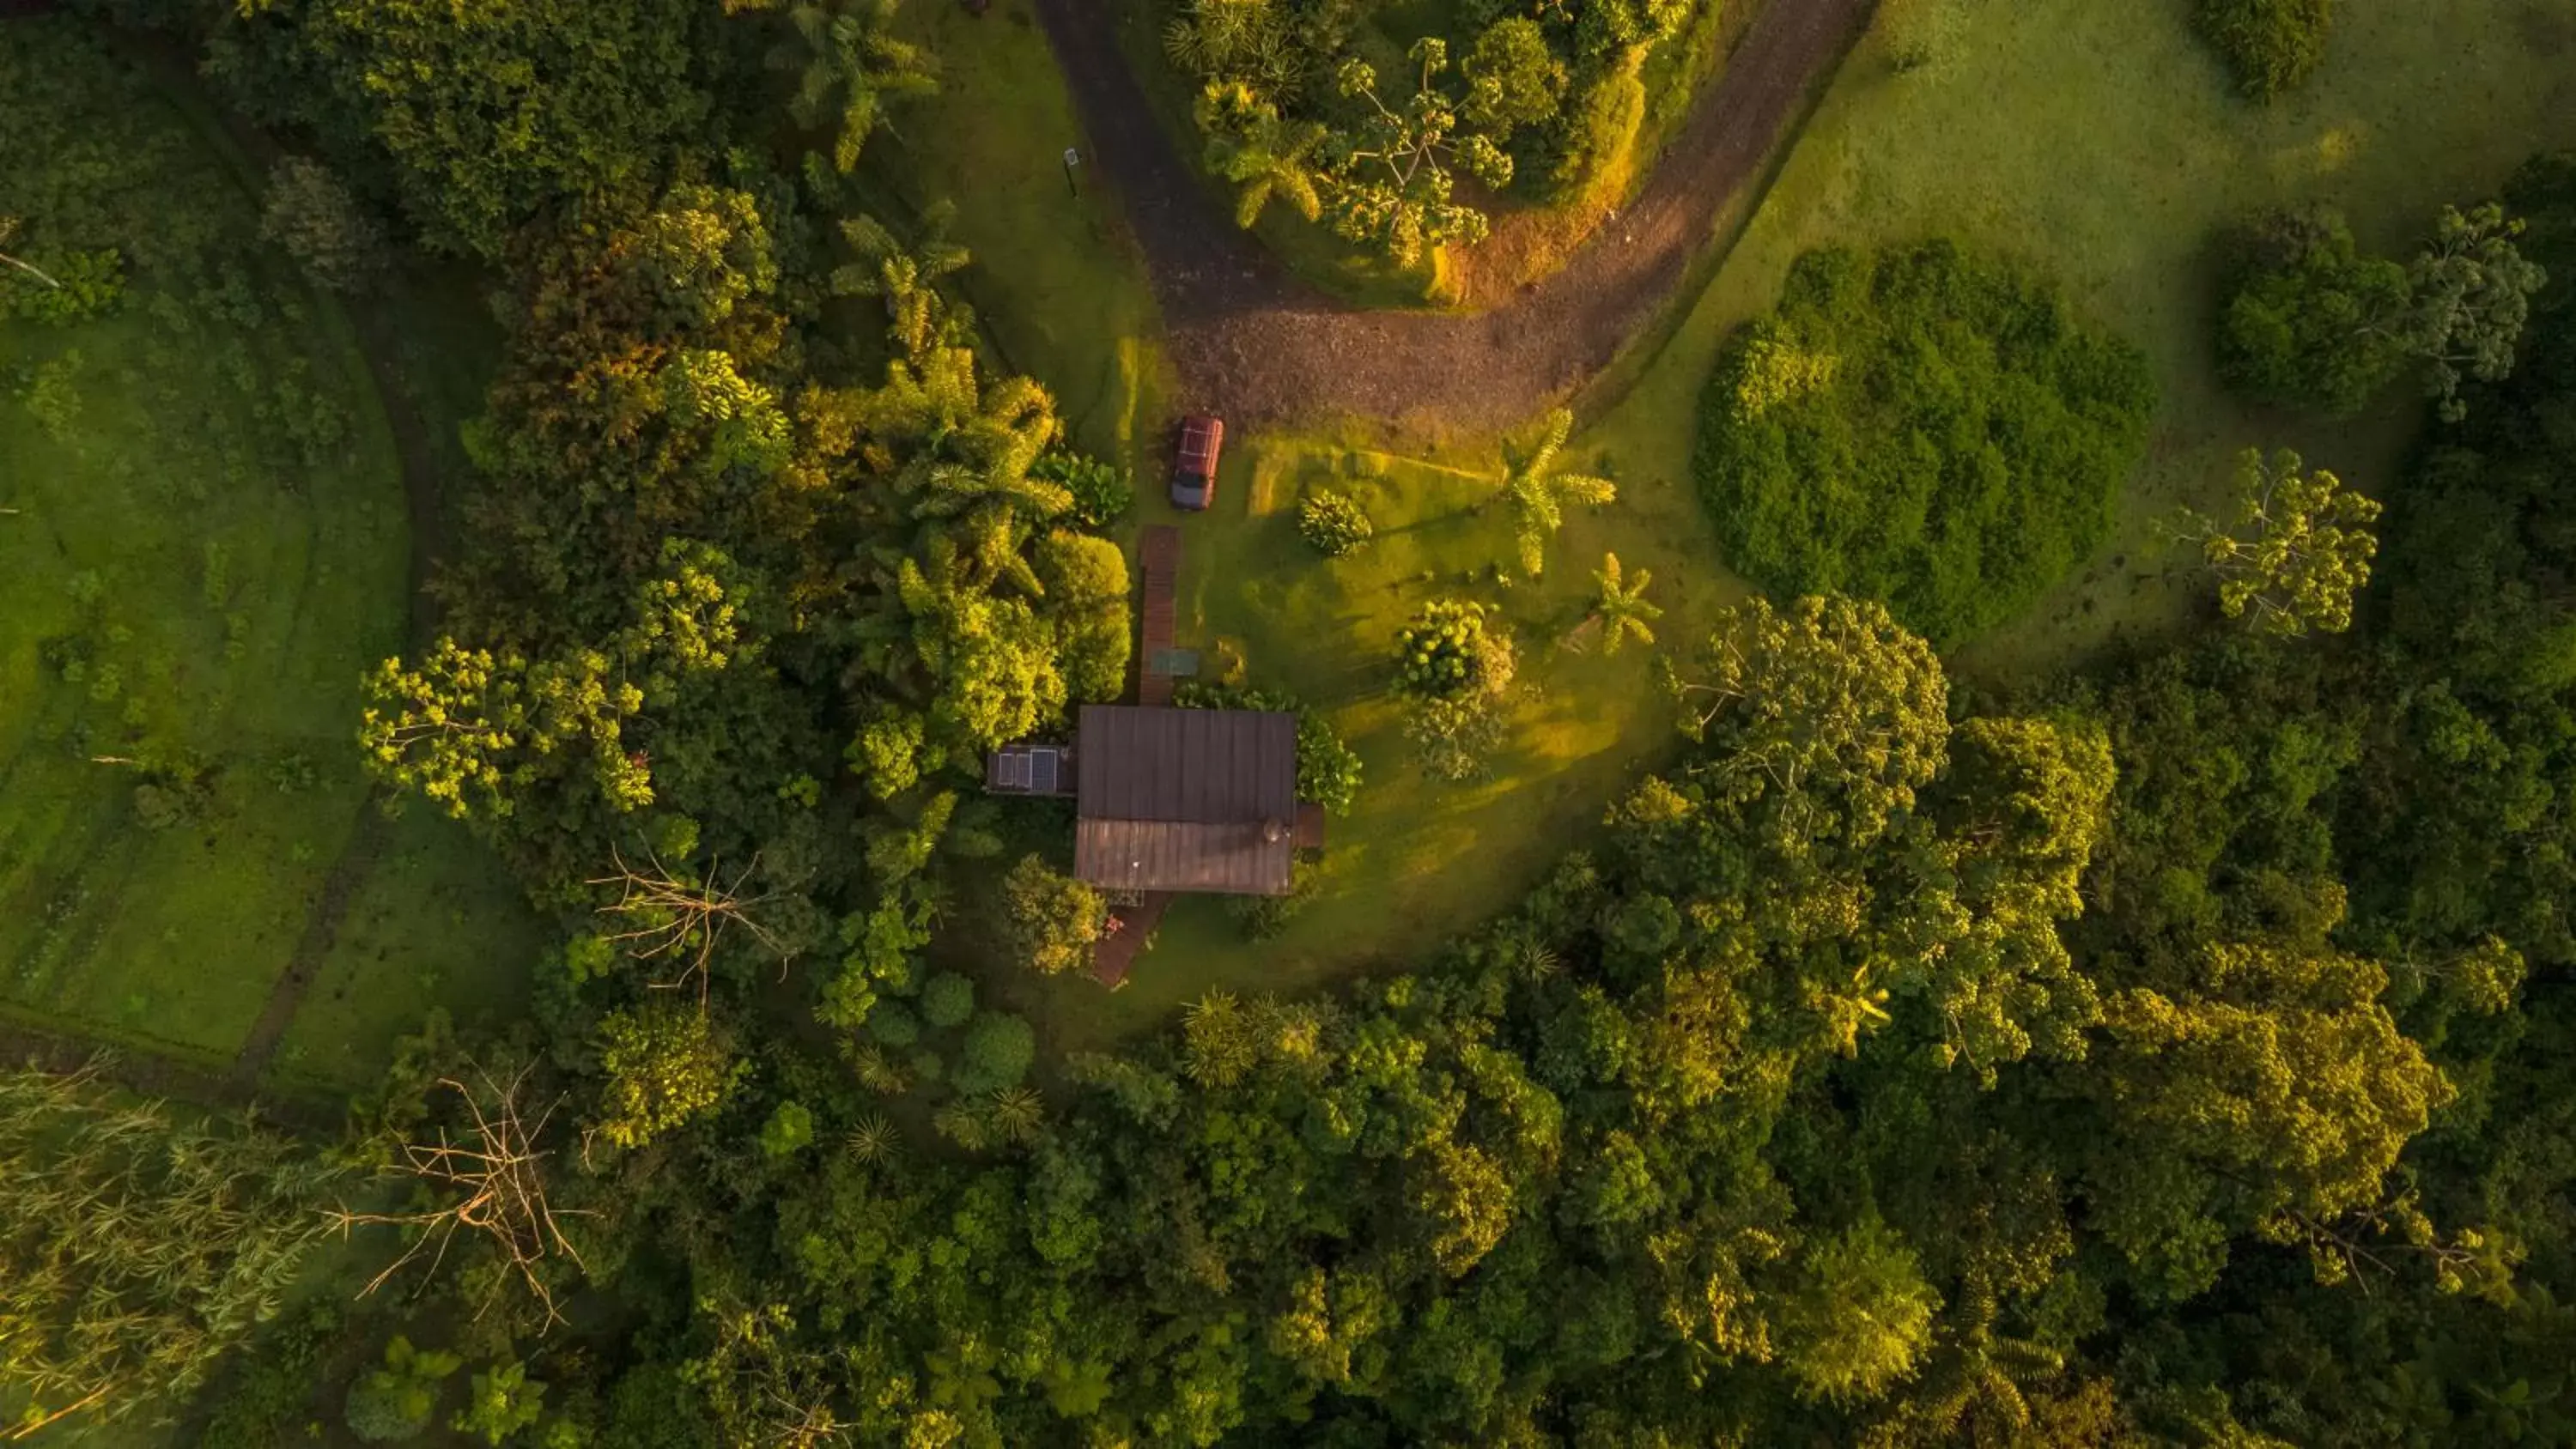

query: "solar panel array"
xmin=997 ymin=751 xmax=1031 ymax=791
xmin=1030 ymin=749 xmax=1060 ymax=795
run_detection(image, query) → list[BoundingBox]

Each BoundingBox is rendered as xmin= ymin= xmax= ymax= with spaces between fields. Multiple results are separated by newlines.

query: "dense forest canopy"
xmin=5 ymin=1 xmax=2576 ymax=1446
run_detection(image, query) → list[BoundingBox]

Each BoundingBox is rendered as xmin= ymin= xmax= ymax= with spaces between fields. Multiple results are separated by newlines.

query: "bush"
xmin=1227 ymin=864 xmax=1316 ymax=940
xmin=1033 ymin=450 xmax=1136 ymax=530
xmin=1000 ymin=854 xmax=1109 ymax=975
xmin=2217 ymin=209 xmax=2412 ymax=415
xmin=951 ymin=1011 xmax=1037 ymax=1095
xmin=1693 ymin=243 xmax=2154 ymax=646
xmin=345 ymin=1336 xmax=462 ymax=1443
xmin=260 ymin=157 xmax=385 ymax=293
xmin=202 ymin=1304 xmax=343 ymax=1449
xmin=6 ymin=247 xmax=125 ymax=324
xmin=919 ymin=971 xmax=976 ymax=1028
xmin=592 ymin=1003 xmax=740 ymax=1152
xmin=1395 ymin=600 xmax=1512 ymax=700
xmin=1297 ymin=490 xmax=1376 ymax=556
xmin=2195 ymin=0 xmax=2334 ymax=100
xmin=867 ymin=1001 xmax=922 ymax=1048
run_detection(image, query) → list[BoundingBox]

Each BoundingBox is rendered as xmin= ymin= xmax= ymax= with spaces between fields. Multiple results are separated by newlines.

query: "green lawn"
xmin=0 ymin=22 xmax=532 ymax=1083
xmin=268 ymin=809 xmax=548 ymax=1092
xmin=881 ymin=0 xmax=1172 ymax=457
xmin=1582 ymin=0 xmax=2576 ymax=684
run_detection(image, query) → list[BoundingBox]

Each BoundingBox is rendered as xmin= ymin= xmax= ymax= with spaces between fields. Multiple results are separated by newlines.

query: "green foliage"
xmin=2409 ymin=201 xmax=2549 ymax=421
xmin=1461 ymin=17 xmax=1566 ymax=141
xmin=293 ymin=0 xmax=711 ymax=257
xmin=198 ymin=1304 xmax=343 ymax=1449
xmin=593 ymin=1003 xmax=743 ymax=1152
xmin=2180 ymin=447 xmax=2382 ymax=636
xmin=1030 ymin=449 xmax=1136 ymax=530
xmin=1588 ymin=552 xmax=1661 ymax=654
xmin=2194 ymin=0 xmax=2335 ymax=100
xmin=999 ymin=853 xmax=1108 ymax=975
xmin=1297 ymin=488 xmax=1375 ymax=557
xmin=759 ymin=1100 xmax=817 ymax=1157
xmin=1695 ymin=243 xmax=2155 ymax=646
xmin=345 ymin=1336 xmax=464 ymax=1443
xmin=3 ymin=246 xmax=125 ymax=323
xmin=772 ymin=0 xmax=939 ymax=174
xmin=0 ymin=1064 xmax=343 ymax=1437
xmin=453 ymin=1361 xmax=548 ymax=1446
xmin=1394 ymin=598 xmax=1504 ymax=700
xmin=951 ymin=1011 xmax=1036 ymax=1095
xmin=1776 ymin=1216 xmax=1941 ymax=1404
xmin=918 ymin=970 xmax=976 ymax=1028
xmin=2218 ymin=207 xmax=2415 ymax=415
xmin=259 ymin=156 xmax=384 ymax=293
xmin=1493 ymin=409 xmax=1615 ymax=576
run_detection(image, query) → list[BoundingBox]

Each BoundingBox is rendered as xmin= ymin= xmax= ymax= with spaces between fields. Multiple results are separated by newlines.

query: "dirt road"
xmin=1027 ymin=0 xmax=1878 ymax=430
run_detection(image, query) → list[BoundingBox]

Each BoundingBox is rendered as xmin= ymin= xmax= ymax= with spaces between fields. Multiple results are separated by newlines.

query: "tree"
xmin=2407 ymin=202 xmax=2549 ymax=421
xmin=0 ymin=1064 xmax=342 ymax=1439
xmin=1588 ymin=552 xmax=1662 ymax=654
xmin=1776 ymin=1215 xmax=1942 ymax=1404
xmin=1320 ymin=41 xmax=1514 ymax=266
xmin=2178 ymin=448 xmax=2381 ymax=637
xmin=1198 ymin=84 xmax=1327 ymax=229
xmin=919 ymin=971 xmax=976 ymax=1029
xmin=592 ymin=1003 xmax=744 ymax=1153
xmin=770 ymin=0 xmax=938 ymax=173
xmin=1660 ymin=595 xmax=1949 ymax=849
xmin=833 ymin=204 xmax=971 ymax=358
xmin=999 ymin=854 xmax=1108 ymax=976
xmin=951 ymin=1012 xmax=1038 ymax=1095
xmin=2218 ymin=208 xmax=2415 ymax=415
xmin=1492 ymin=409 xmax=1616 ymax=577
xmin=1462 ymin=17 xmax=1566 ymax=139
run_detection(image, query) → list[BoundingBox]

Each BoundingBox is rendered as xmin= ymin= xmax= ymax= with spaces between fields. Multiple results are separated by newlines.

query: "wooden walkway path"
xmin=1091 ymin=892 xmax=1173 ymax=988
xmin=1139 ymin=524 xmax=1181 ymax=706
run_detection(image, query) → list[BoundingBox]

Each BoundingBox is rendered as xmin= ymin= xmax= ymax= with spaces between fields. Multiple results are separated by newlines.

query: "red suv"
xmin=1171 ymin=415 xmax=1224 ymax=511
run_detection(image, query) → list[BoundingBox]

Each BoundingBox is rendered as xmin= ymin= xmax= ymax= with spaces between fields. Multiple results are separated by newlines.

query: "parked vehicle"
xmin=1171 ymin=415 xmax=1224 ymax=510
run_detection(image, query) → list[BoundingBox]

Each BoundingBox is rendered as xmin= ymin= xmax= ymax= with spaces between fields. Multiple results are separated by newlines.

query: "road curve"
xmin=1027 ymin=0 xmax=1879 ymax=431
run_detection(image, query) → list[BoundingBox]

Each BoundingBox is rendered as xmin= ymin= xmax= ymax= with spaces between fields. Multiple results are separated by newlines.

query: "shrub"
xmin=201 ymin=1304 xmax=343 ymax=1449
xmin=260 ymin=157 xmax=385 ymax=293
xmin=6 ymin=248 xmax=125 ymax=324
xmin=951 ymin=1011 xmax=1037 ymax=1095
xmin=1227 ymin=864 xmax=1316 ymax=940
xmin=919 ymin=971 xmax=976 ymax=1028
xmin=757 ymin=1100 xmax=814 ymax=1157
xmin=1395 ymin=600 xmax=1508 ymax=699
xmin=345 ymin=1336 xmax=463 ymax=1443
xmin=1033 ymin=450 xmax=1136 ymax=530
xmin=2217 ymin=209 xmax=2412 ymax=415
xmin=1000 ymin=854 xmax=1109 ymax=975
xmin=867 ymin=1001 xmax=922 ymax=1048
xmin=1693 ymin=243 xmax=2154 ymax=646
xmin=1297 ymin=490 xmax=1375 ymax=556
xmin=2195 ymin=0 xmax=2334 ymax=101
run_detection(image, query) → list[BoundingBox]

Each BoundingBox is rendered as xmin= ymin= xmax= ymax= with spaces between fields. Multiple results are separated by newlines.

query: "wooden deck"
xmin=1139 ymin=524 xmax=1180 ymax=706
xmin=1091 ymin=892 xmax=1174 ymax=988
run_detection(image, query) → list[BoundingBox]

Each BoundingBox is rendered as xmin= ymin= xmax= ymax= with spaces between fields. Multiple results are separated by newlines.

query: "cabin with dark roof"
xmin=1072 ymin=705 xmax=1301 ymax=895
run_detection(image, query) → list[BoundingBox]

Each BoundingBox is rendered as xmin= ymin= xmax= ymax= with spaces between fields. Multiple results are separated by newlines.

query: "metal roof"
xmin=1073 ymin=705 xmax=1299 ymax=895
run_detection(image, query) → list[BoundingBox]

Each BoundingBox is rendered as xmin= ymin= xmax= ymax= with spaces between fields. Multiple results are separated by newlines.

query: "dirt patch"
xmin=1030 ymin=0 xmax=1877 ymax=433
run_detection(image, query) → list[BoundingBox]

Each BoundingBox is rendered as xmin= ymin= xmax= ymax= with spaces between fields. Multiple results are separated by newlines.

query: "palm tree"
xmin=770 ymin=0 xmax=938 ymax=173
xmin=835 ymin=203 xmax=972 ymax=358
xmin=1495 ymin=409 xmax=1616 ymax=577
xmin=1589 ymin=553 xmax=1662 ymax=654
xmin=1198 ymin=86 xmax=1327 ymax=229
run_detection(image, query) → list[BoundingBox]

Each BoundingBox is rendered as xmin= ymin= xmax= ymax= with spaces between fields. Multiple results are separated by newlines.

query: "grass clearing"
xmin=1583 ymin=0 xmax=2576 ymax=684
xmin=1000 ymin=423 xmax=1746 ymax=1054
xmin=2 ymin=22 xmax=532 ymax=1083
xmin=882 ymin=0 xmax=1172 ymax=455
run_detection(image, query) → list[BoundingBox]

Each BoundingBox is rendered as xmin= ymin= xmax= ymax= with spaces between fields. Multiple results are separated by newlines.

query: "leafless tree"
xmin=330 ymin=1064 xmax=590 ymax=1330
xmin=589 ymin=846 xmax=790 ymax=1001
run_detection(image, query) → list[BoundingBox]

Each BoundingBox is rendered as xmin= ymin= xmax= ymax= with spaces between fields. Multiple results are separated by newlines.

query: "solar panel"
xmin=1030 ymin=749 xmax=1060 ymax=795
xmin=997 ymin=752 xmax=1031 ymax=791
